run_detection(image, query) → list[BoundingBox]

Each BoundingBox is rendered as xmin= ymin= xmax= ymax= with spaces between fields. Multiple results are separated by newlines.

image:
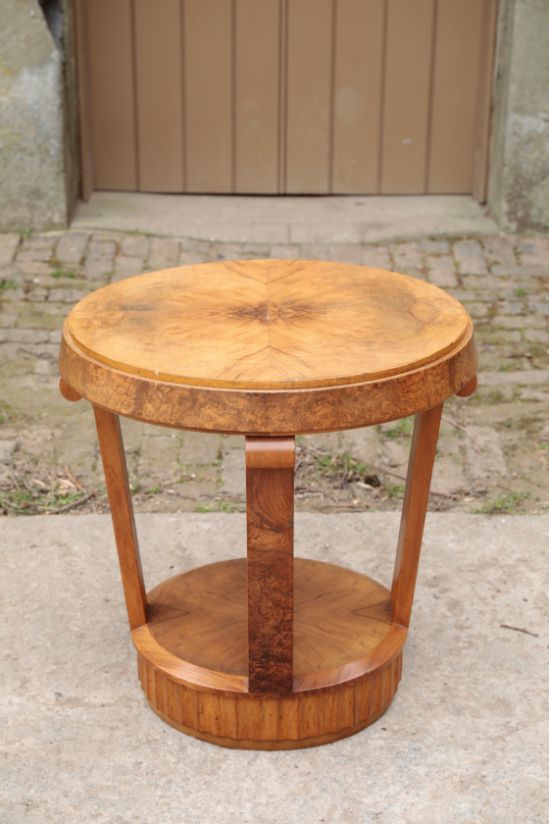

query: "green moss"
xmin=0 ymin=400 xmax=18 ymax=425
xmin=382 ymin=417 xmax=413 ymax=439
xmin=195 ymin=500 xmax=235 ymax=513
xmin=383 ymin=482 xmax=406 ymax=499
xmin=475 ymin=491 xmax=527 ymax=515
xmin=0 ymin=278 xmax=17 ymax=291
xmin=0 ymin=486 xmax=88 ymax=515
xmin=50 ymin=268 xmax=77 ymax=279
xmin=487 ymin=390 xmax=505 ymax=404
xmin=313 ymin=451 xmax=380 ymax=485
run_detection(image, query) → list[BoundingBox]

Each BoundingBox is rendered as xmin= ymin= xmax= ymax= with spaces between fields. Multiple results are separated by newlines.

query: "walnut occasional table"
xmin=59 ymin=259 xmax=477 ymax=750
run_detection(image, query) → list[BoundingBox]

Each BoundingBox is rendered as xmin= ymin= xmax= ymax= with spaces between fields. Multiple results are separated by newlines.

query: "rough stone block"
xmin=148 ymin=237 xmax=180 ymax=268
xmin=359 ymin=246 xmax=391 ymax=269
xmin=426 ymin=255 xmax=457 ymax=288
xmin=464 ymin=426 xmax=506 ymax=483
xmin=121 ymin=234 xmax=150 ymax=258
xmin=0 ymin=439 xmax=17 ymax=463
xmin=432 ymin=456 xmax=467 ymax=497
xmin=390 ymin=242 xmax=424 ymax=272
xmin=418 ymin=239 xmax=450 ymax=254
xmin=112 ymin=255 xmax=145 ymax=280
xmin=338 ymin=428 xmax=382 ymax=466
xmin=0 ymin=234 xmax=21 ymax=266
xmin=221 ymin=444 xmax=245 ymax=497
xmin=55 ymin=232 xmax=90 ymax=264
xmin=453 ymin=240 xmax=488 ymax=275
xmin=482 ymin=235 xmax=517 ymax=269
xmin=180 ymin=431 xmax=222 ymax=465
xmin=269 ymin=244 xmax=301 ymax=259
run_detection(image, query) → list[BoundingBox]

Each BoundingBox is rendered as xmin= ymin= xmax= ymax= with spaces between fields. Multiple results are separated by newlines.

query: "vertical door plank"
xmin=184 ymin=0 xmax=233 ymax=193
xmin=332 ymin=0 xmax=384 ymax=193
xmin=473 ymin=0 xmax=498 ymax=202
xmin=134 ymin=0 xmax=184 ymax=192
xmin=86 ymin=0 xmax=137 ymax=190
xmin=285 ymin=0 xmax=332 ymax=193
xmin=381 ymin=0 xmax=434 ymax=193
xmin=235 ymin=0 xmax=280 ymax=193
xmin=428 ymin=0 xmax=485 ymax=193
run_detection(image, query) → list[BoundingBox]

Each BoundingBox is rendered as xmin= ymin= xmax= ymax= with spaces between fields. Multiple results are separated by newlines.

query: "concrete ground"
xmin=73 ymin=192 xmax=499 ymax=243
xmin=1 ymin=511 xmax=547 ymax=823
xmin=1 ymin=195 xmax=548 ymax=821
xmin=0 ymin=196 xmax=548 ymax=517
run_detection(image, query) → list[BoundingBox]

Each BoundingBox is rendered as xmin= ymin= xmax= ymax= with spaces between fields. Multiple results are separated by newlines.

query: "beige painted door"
xmin=76 ymin=0 xmax=497 ymax=198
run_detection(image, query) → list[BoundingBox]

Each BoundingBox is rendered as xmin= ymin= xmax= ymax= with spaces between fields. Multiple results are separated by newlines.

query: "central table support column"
xmin=245 ymin=436 xmax=295 ymax=695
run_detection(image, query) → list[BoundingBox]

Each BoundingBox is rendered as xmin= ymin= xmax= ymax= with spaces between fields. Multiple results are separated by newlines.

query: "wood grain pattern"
xmin=132 ymin=558 xmax=405 ymax=748
xmin=59 ymin=257 xmax=478 ymax=749
xmin=391 ymin=404 xmax=442 ymax=627
xmin=139 ymin=652 xmax=402 ymax=750
xmin=94 ymin=405 xmax=147 ymax=629
xmin=59 ymin=259 xmax=477 ymax=435
xmin=132 ymin=558 xmax=407 ymax=691
xmin=66 ymin=260 xmax=470 ymax=389
xmin=246 ymin=437 xmax=295 ymax=694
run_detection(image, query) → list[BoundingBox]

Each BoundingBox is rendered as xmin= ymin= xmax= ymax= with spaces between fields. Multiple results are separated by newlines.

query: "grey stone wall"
xmin=0 ymin=0 xmax=67 ymax=230
xmin=488 ymin=0 xmax=549 ymax=230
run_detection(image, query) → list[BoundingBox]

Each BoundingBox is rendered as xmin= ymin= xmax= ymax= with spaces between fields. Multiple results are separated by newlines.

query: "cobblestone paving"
xmin=0 ymin=229 xmax=548 ymax=516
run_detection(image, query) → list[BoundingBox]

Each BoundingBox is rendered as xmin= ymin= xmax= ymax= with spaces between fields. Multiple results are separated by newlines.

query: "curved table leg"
xmin=94 ymin=405 xmax=147 ymax=630
xmin=246 ymin=436 xmax=295 ymax=694
xmin=391 ymin=404 xmax=443 ymax=628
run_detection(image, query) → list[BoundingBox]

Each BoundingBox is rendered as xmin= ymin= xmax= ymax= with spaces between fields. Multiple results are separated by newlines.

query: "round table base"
xmin=132 ymin=558 xmax=406 ymax=750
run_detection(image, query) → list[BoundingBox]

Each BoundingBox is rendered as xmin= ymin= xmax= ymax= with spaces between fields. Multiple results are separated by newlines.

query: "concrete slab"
xmin=73 ymin=193 xmax=498 ymax=244
xmin=1 ymin=512 xmax=547 ymax=823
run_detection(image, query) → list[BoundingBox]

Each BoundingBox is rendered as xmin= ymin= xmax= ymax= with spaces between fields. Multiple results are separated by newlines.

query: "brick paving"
xmin=0 ymin=228 xmax=548 ymax=516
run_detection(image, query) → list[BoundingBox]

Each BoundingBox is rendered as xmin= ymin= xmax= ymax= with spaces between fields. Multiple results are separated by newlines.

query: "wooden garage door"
xmin=76 ymin=0 xmax=497 ymax=198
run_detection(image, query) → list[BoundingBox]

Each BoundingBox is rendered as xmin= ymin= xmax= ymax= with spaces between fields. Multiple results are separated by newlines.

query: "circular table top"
xmin=65 ymin=259 xmax=470 ymax=389
xmin=60 ymin=259 xmax=477 ymax=434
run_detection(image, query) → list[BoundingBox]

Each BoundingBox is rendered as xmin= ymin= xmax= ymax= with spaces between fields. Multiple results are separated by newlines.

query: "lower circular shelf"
xmin=132 ymin=558 xmax=407 ymax=749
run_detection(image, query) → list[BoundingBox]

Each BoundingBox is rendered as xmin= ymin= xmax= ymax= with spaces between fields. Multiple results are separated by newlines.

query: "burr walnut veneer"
xmin=59 ymin=259 xmax=476 ymax=749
